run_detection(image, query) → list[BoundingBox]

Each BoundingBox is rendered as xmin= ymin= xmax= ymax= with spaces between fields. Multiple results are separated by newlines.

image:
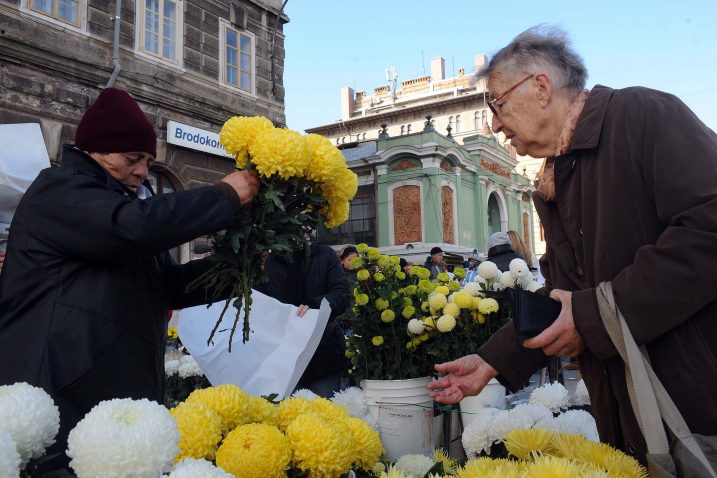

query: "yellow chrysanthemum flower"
xmin=423 ymin=316 xmax=436 ymax=328
xmin=366 ymin=248 xmax=381 ymax=261
xmin=447 ymin=280 xmax=462 ymax=292
xmin=373 ymin=272 xmax=386 ymax=282
xmin=372 ymin=336 xmax=384 ymax=346
xmin=458 ymin=457 xmax=522 ymax=478
xmin=304 ymin=133 xmax=347 ymax=183
xmin=356 ymin=270 xmax=370 ymax=281
xmin=475 ymin=312 xmax=487 ymax=324
xmin=411 ymin=267 xmax=430 ymax=280
xmin=219 ymin=116 xmax=274 ymax=168
xmin=402 ymin=306 xmax=416 ymax=319
xmin=380 ymin=464 xmax=409 ymax=478
xmin=402 ymin=285 xmax=417 ymax=296
xmin=286 ymin=412 xmax=353 ymax=478
xmin=346 ymin=417 xmax=384 ymax=470
xmin=471 ymin=297 xmax=482 ymax=310
xmin=428 ymin=293 xmax=448 ymax=311
xmin=310 ymin=397 xmax=349 ymax=422
xmin=453 ymin=267 xmax=466 ymax=279
xmin=215 ymin=423 xmax=291 ymax=478
xmin=395 ymin=271 xmax=406 ymax=280
xmin=322 ymin=199 xmax=350 ymax=228
xmin=443 ymin=303 xmax=460 ymax=318
xmin=452 ymin=291 xmax=474 ymax=309
xmin=245 ymin=395 xmax=280 ymax=426
xmin=321 ymin=167 xmax=358 ymax=202
xmin=186 ymin=384 xmax=249 ymax=433
xmin=478 ymin=297 xmax=500 ymax=315
xmin=375 ymin=298 xmax=389 ymax=310
xmin=402 ymin=297 xmax=413 ymax=308
xmin=435 ymin=285 xmax=450 ymax=296
xmin=249 ymin=128 xmax=310 ymax=180
xmin=436 ymin=314 xmax=456 ymax=332
xmin=372 ymin=461 xmax=387 ymax=475
xmin=380 ymin=310 xmax=396 ymax=323
xmin=433 ymin=448 xmax=457 ymax=475
xmin=523 ymin=455 xmax=584 ymax=478
xmin=169 ymin=401 xmax=222 ymax=461
xmin=167 ymin=327 xmax=178 ymax=339
xmin=350 ymin=256 xmax=364 ymax=269
xmin=504 ymin=428 xmax=556 ymax=461
xmin=356 ymin=294 xmax=369 ymax=306
xmin=278 ymin=396 xmax=314 ymax=431
xmin=356 ymin=243 xmax=369 ymax=253
xmin=436 ymin=272 xmax=450 ymax=283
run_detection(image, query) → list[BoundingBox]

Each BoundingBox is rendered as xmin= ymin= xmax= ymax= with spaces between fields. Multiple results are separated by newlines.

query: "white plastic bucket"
xmin=361 ymin=377 xmax=434 ymax=461
xmin=459 ymin=378 xmax=506 ymax=428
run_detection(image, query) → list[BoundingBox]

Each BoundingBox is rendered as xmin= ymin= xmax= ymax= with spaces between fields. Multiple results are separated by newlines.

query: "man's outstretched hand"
xmin=428 ymin=354 xmax=498 ymax=404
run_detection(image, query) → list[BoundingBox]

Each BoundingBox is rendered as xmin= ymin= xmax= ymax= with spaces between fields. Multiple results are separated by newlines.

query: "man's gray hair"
xmin=476 ymin=25 xmax=587 ymax=92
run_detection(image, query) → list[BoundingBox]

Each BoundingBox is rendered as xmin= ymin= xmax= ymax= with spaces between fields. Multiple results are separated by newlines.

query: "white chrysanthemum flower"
xmin=461 ymin=407 xmax=503 ymax=456
xmin=407 ymin=318 xmax=426 ymax=335
xmin=395 ymin=454 xmax=435 ymax=478
xmin=477 ymin=261 xmax=500 ymax=281
xmin=516 ymin=271 xmax=534 ymax=289
xmin=381 ymin=464 xmax=409 ymax=478
xmin=67 ymin=398 xmax=179 ymax=478
xmin=574 ymin=379 xmax=590 ymax=406
xmin=291 ymin=388 xmax=318 ymax=400
xmin=508 ymin=258 xmax=530 ymax=277
xmin=362 ymin=412 xmax=379 ymax=431
xmin=165 ymin=360 xmax=180 ymax=377
xmin=463 ymin=282 xmax=482 ymax=296
xmin=500 ymin=271 xmax=516 ymax=288
xmin=543 ymin=409 xmax=599 ymax=441
xmin=169 ymin=458 xmax=233 ymax=478
xmin=178 ymin=355 xmax=204 ymax=379
xmin=0 ymin=426 xmax=21 ymax=478
xmin=526 ymin=281 xmax=542 ymax=292
xmin=331 ymin=387 xmax=368 ymax=419
xmin=488 ymin=406 xmax=547 ymax=445
xmin=491 ymin=281 xmax=505 ymax=291
xmin=529 ymin=382 xmax=570 ymax=414
xmin=0 ymin=382 xmax=60 ymax=466
xmin=509 ymin=403 xmax=554 ymax=428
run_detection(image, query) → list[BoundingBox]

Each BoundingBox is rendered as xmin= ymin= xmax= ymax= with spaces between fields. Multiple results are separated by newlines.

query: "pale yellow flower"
xmin=169 ymin=401 xmax=222 ymax=461
xmin=478 ymin=297 xmax=500 ymax=315
xmin=215 ymin=423 xmax=290 ymax=478
xmin=452 ymin=291 xmax=474 ymax=309
xmin=443 ymin=303 xmax=460 ymax=318
xmin=436 ymin=315 xmax=456 ymax=332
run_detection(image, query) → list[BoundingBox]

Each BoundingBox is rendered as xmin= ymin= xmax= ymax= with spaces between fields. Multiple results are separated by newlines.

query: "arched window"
xmin=400 ymin=125 xmax=405 ymax=135
xmin=482 ymin=110 xmax=487 ymax=128
xmin=407 ymin=124 xmax=412 ymax=133
xmin=455 ymin=114 xmax=462 ymax=133
xmin=448 ymin=116 xmax=454 ymax=131
xmin=362 ymin=132 xmax=367 ymax=139
xmin=474 ymin=111 xmax=482 ymax=130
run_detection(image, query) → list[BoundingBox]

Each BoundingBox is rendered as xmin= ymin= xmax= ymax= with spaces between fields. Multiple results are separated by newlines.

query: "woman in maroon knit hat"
xmin=0 ymin=88 xmax=259 ymax=471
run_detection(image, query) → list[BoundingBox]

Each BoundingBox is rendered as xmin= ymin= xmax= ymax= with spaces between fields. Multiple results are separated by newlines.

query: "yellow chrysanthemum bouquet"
xmin=191 ymin=116 xmax=357 ymax=346
xmin=346 ymin=244 xmax=438 ymax=382
xmin=421 ymin=271 xmax=509 ymax=363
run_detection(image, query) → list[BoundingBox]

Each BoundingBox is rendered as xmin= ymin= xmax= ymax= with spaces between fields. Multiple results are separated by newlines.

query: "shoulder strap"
xmin=596 ymin=282 xmax=715 ymax=476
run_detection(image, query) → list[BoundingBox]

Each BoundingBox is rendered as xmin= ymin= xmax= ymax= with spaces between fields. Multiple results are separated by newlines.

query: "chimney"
xmin=431 ymin=57 xmax=445 ymax=81
xmin=474 ymin=54 xmax=488 ymax=73
xmin=340 ymin=87 xmax=355 ymax=120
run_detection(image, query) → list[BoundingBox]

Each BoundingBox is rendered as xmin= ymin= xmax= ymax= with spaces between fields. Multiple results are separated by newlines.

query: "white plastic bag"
xmin=177 ymin=289 xmax=331 ymax=399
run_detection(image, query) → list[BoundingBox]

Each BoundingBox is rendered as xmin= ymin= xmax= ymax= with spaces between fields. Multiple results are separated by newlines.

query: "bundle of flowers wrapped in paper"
xmin=419 ymin=269 xmax=509 ymax=363
xmin=345 ymin=244 xmax=438 ymax=381
xmin=191 ymin=116 xmax=358 ymax=346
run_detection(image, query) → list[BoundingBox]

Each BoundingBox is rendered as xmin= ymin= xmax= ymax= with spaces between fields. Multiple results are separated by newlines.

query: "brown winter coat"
xmin=478 ymin=85 xmax=717 ymax=461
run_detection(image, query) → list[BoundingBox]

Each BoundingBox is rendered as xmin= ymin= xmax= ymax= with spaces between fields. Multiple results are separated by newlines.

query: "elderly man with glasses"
xmin=429 ymin=25 xmax=717 ymax=464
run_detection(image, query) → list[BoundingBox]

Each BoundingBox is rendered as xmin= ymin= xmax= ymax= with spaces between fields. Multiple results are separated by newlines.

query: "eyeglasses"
xmin=487 ymin=74 xmax=534 ymax=117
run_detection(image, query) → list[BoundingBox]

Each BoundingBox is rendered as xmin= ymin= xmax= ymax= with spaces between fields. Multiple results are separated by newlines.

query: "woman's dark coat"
xmin=479 ymin=86 xmax=717 ymax=461
xmin=0 ymin=146 xmax=242 ymax=458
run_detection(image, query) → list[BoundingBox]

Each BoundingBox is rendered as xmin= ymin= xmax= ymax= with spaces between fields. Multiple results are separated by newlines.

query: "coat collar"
xmin=566 ymin=85 xmax=616 ymax=152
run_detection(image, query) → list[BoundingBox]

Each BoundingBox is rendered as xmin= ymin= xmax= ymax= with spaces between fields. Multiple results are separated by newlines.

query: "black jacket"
xmin=255 ymin=245 xmax=350 ymax=381
xmin=487 ymin=244 xmax=522 ymax=272
xmin=0 ymin=146 xmax=241 ymax=458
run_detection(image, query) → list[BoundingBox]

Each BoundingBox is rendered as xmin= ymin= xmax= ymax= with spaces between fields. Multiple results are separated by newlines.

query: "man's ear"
xmin=534 ymin=73 xmax=554 ymax=108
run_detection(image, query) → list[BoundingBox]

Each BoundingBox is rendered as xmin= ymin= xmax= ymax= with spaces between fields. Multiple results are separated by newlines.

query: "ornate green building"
xmin=321 ymin=120 xmax=536 ymax=258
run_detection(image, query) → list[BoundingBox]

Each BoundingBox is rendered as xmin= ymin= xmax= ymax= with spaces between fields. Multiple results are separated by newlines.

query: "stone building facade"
xmin=1 ymin=0 xmax=287 ymax=258
xmin=320 ymin=122 xmax=535 ymax=263
xmin=307 ymin=54 xmax=546 ymax=256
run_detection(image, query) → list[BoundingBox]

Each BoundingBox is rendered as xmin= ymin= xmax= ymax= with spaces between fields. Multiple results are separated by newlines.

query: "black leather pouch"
xmin=510 ymin=288 xmax=562 ymax=337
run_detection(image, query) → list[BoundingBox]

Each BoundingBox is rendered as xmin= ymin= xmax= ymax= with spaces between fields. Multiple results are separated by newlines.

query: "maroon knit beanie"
xmin=75 ymin=88 xmax=157 ymax=157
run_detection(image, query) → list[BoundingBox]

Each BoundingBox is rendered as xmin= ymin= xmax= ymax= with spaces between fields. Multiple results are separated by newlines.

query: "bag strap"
xmin=596 ymin=282 xmax=715 ymax=476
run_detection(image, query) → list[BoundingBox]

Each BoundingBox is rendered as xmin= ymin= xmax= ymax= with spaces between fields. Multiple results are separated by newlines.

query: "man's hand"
xmin=221 ymin=170 xmax=260 ymax=205
xmin=523 ymin=289 xmax=585 ymax=357
xmin=428 ymin=354 xmax=498 ymax=404
xmin=296 ymin=304 xmax=310 ymax=317
xmin=0 ymin=251 xmax=4 ymax=274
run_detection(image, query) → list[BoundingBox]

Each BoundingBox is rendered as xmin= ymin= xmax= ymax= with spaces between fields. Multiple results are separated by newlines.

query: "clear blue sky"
xmin=283 ymin=0 xmax=717 ymax=133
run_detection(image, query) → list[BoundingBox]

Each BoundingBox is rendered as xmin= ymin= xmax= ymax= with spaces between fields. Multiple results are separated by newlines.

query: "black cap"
xmin=430 ymin=247 xmax=443 ymax=256
xmin=399 ymin=258 xmax=407 ymax=268
xmin=340 ymin=245 xmax=358 ymax=260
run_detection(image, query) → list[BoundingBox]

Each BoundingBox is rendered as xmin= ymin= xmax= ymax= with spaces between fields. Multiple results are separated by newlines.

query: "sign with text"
xmin=167 ymin=120 xmax=233 ymax=159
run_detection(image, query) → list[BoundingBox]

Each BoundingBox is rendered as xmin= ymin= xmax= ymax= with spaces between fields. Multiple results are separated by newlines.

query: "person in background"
xmin=429 ymin=25 xmax=717 ymax=462
xmin=336 ymin=245 xmax=358 ymax=334
xmin=485 ymin=231 xmax=521 ymax=272
xmin=425 ymin=246 xmax=446 ymax=281
xmin=401 ymin=259 xmax=414 ymax=276
xmin=463 ymin=256 xmax=481 ymax=285
xmin=507 ymin=230 xmax=538 ymax=272
xmin=256 ymin=244 xmax=350 ymax=397
xmin=0 ymin=87 xmax=259 ymax=471
xmin=339 ymin=245 xmax=358 ymax=270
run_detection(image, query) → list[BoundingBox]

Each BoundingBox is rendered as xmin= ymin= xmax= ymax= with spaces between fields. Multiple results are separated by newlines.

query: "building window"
xmin=474 ymin=111 xmax=482 ymax=130
xmin=137 ymin=0 xmax=182 ymax=64
xmin=29 ymin=0 xmax=80 ymax=25
xmin=448 ymin=116 xmax=454 ymax=132
xmin=407 ymin=124 xmax=412 ymax=133
xmin=455 ymin=114 xmax=462 ymax=133
xmin=400 ymin=125 xmax=405 ymax=135
xmin=318 ymin=184 xmax=376 ymax=246
xmin=221 ymin=20 xmax=255 ymax=93
xmin=148 ymin=168 xmax=181 ymax=262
